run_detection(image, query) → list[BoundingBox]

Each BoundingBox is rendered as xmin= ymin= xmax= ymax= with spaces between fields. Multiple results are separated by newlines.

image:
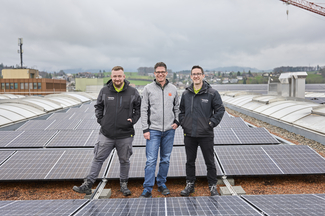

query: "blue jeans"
xmin=143 ymin=129 xmax=175 ymax=192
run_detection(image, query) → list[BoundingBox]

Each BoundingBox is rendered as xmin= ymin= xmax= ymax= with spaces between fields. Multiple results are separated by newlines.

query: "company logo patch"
xmin=107 ymin=97 xmax=115 ymax=100
xmin=168 ymin=93 xmax=172 ymax=96
xmin=201 ymin=99 xmax=209 ymax=103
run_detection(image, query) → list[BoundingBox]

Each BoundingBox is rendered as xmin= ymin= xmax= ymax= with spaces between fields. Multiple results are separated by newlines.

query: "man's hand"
xmin=127 ymin=118 xmax=132 ymax=123
xmin=171 ymin=123 xmax=178 ymax=130
xmin=143 ymin=132 xmax=150 ymax=140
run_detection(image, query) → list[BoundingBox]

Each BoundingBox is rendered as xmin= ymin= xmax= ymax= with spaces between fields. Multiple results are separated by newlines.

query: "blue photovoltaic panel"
xmin=314 ymin=194 xmax=325 ymax=199
xmin=214 ymin=146 xmax=283 ymax=176
xmin=262 ymin=145 xmax=325 ymax=174
xmin=46 ymin=119 xmax=81 ymax=130
xmin=6 ymin=130 xmax=58 ymax=148
xmin=243 ymin=194 xmax=325 ymax=215
xmin=47 ymin=112 xmax=74 ymax=120
xmin=214 ymin=128 xmax=241 ymax=144
xmin=0 ymin=151 xmax=15 ymax=164
xmin=75 ymin=119 xmax=100 ymax=130
xmin=219 ymin=117 xmax=248 ymax=128
xmin=0 ymin=150 xmax=65 ymax=180
xmin=45 ymin=149 xmax=110 ymax=180
xmin=0 ymin=199 xmax=87 ymax=216
xmin=232 ymin=128 xmax=279 ymax=144
xmin=0 ymin=131 xmax=23 ymax=147
xmin=166 ymin=196 xmax=261 ymax=216
xmin=132 ymin=128 xmax=146 ymax=146
xmin=72 ymin=112 xmax=96 ymax=120
xmin=16 ymin=120 xmax=56 ymax=131
xmin=76 ymin=198 xmax=166 ymax=216
xmin=46 ymin=130 xmax=96 ymax=147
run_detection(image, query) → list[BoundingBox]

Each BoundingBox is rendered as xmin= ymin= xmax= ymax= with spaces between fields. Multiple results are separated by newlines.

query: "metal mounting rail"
xmin=222 ymin=176 xmax=237 ymax=196
xmin=92 ymin=179 xmax=108 ymax=200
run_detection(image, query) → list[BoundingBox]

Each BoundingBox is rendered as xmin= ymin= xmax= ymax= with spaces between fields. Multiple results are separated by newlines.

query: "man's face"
xmin=191 ymin=68 xmax=205 ymax=85
xmin=154 ymin=66 xmax=168 ymax=83
xmin=111 ymin=69 xmax=125 ymax=88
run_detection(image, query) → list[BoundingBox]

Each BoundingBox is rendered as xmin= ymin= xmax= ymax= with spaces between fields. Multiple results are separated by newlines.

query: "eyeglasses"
xmin=191 ymin=73 xmax=202 ymax=76
xmin=155 ymin=71 xmax=166 ymax=74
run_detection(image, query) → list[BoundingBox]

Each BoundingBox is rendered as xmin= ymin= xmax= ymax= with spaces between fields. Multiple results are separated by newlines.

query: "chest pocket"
xmin=122 ymin=95 xmax=131 ymax=109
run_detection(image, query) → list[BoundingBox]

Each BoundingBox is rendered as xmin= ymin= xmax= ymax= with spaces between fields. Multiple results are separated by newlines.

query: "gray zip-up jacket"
xmin=141 ymin=79 xmax=180 ymax=133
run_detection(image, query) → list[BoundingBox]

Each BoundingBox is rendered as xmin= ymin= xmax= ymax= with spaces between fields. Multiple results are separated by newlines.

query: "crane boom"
xmin=280 ymin=0 xmax=325 ymax=17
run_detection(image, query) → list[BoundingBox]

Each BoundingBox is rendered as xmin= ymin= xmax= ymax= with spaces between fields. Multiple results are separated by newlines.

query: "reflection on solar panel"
xmin=47 ymin=112 xmax=74 ymax=120
xmin=0 ymin=150 xmax=64 ymax=180
xmin=84 ymin=130 xmax=99 ymax=146
xmin=219 ymin=117 xmax=248 ymax=128
xmin=75 ymin=119 xmax=100 ymax=130
xmin=166 ymin=196 xmax=261 ymax=216
xmin=168 ymin=147 xmax=223 ymax=177
xmin=6 ymin=130 xmax=58 ymax=148
xmin=243 ymin=194 xmax=325 ymax=215
xmin=215 ymin=146 xmax=283 ymax=176
xmin=262 ymin=145 xmax=325 ymax=174
xmin=214 ymin=128 xmax=240 ymax=144
xmin=0 ymin=151 xmax=15 ymax=164
xmin=0 ymin=131 xmax=23 ymax=147
xmin=16 ymin=120 xmax=56 ymax=131
xmin=77 ymin=198 xmax=166 ymax=216
xmin=45 ymin=149 xmax=110 ymax=179
xmin=132 ymin=129 xmax=146 ymax=146
xmin=106 ymin=147 xmax=151 ymax=179
xmin=46 ymin=130 xmax=96 ymax=147
xmin=232 ymin=128 xmax=279 ymax=144
xmin=46 ymin=119 xmax=81 ymax=130
xmin=72 ymin=112 xmax=95 ymax=120
xmin=0 ymin=199 xmax=87 ymax=216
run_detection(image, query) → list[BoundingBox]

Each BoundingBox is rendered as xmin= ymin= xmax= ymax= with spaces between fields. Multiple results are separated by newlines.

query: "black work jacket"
xmin=179 ymin=81 xmax=225 ymax=137
xmin=95 ymin=79 xmax=141 ymax=139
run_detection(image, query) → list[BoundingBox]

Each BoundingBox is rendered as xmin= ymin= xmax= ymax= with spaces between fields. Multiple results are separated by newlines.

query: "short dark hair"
xmin=191 ymin=65 xmax=204 ymax=75
xmin=112 ymin=66 xmax=124 ymax=71
xmin=154 ymin=62 xmax=167 ymax=71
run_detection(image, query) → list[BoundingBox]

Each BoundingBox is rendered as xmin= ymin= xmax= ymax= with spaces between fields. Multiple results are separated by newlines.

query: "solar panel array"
xmin=46 ymin=130 xmax=98 ymax=147
xmin=0 ymin=131 xmax=23 ymax=147
xmin=0 ymin=151 xmax=14 ymax=164
xmin=6 ymin=130 xmax=58 ymax=148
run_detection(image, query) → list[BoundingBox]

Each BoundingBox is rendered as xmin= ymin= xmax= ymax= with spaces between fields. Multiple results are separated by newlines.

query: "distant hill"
xmin=210 ymin=66 xmax=272 ymax=73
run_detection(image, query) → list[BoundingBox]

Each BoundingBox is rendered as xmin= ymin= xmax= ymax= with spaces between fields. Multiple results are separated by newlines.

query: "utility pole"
xmin=18 ymin=38 xmax=23 ymax=68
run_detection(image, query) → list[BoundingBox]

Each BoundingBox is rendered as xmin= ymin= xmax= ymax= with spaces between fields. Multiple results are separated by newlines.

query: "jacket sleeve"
xmin=131 ymin=89 xmax=141 ymax=124
xmin=173 ymin=90 xmax=180 ymax=125
xmin=209 ymin=90 xmax=225 ymax=127
xmin=141 ymin=86 xmax=150 ymax=133
xmin=178 ymin=92 xmax=185 ymax=126
xmin=94 ymin=88 xmax=104 ymax=123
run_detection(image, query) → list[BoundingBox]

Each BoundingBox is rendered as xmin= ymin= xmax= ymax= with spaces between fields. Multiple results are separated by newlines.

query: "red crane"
xmin=279 ymin=0 xmax=325 ymax=17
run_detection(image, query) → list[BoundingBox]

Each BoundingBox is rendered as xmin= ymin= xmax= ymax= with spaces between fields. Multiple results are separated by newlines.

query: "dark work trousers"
xmin=184 ymin=136 xmax=217 ymax=185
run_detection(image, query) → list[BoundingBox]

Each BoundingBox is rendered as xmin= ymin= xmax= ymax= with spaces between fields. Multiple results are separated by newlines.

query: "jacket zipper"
xmin=162 ymin=87 xmax=164 ymax=132
xmin=114 ymin=92 xmax=119 ymax=138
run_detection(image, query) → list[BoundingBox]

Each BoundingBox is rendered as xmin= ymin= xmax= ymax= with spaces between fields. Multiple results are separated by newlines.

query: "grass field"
xmin=306 ymin=72 xmax=325 ymax=84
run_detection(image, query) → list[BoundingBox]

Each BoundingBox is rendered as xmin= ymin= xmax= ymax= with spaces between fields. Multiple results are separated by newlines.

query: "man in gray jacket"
xmin=139 ymin=62 xmax=180 ymax=198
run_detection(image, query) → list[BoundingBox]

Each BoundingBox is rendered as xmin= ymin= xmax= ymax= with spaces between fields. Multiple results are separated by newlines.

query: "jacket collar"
xmin=154 ymin=78 xmax=169 ymax=89
xmin=186 ymin=80 xmax=210 ymax=94
xmin=106 ymin=79 xmax=130 ymax=92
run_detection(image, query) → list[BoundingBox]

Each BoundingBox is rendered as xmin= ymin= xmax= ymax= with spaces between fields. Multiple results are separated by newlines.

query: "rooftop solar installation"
xmin=5 ymin=130 xmax=58 ymax=148
xmin=166 ymin=196 xmax=261 ymax=216
xmin=132 ymin=128 xmax=146 ymax=146
xmin=46 ymin=119 xmax=81 ymax=130
xmin=242 ymin=194 xmax=325 ymax=215
xmin=84 ymin=130 xmax=99 ymax=146
xmin=76 ymin=198 xmax=166 ymax=216
xmin=0 ymin=131 xmax=23 ymax=147
xmin=0 ymin=150 xmax=65 ymax=180
xmin=45 ymin=149 xmax=110 ymax=179
xmin=75 ymin=119 xmax=100 ymax=130
xmin=0 ymin=199 xmax=87 ymax=216
xmin=16 ymin=119 xmax=56 ymax=131
xmin=0 ymin=151 xmax=15 ymax=164
xmin=46 ymin=130 xmax=97 ymax=147
xmin=47 ymin=112 xmax=74 ymax=120
xmin=214 ymin=146 xmax=283 ymax=176
xmin=232 ymin=127 xmax=280 ymax=144
xmin=214 ymin=128 xmax=241 ymax=144
xmin=262 ymin=145 xmax=325 ymax=174
xmin=219 ymin=117 xmax=248 ymax=128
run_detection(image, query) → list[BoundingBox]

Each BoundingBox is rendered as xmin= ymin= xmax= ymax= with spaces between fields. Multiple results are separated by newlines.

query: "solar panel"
xmin=0 ymin=150 xmax=65 ymax=180
xmin=262 ymin=145 xmax=325 ymax=174
xmin=314 ymin=194 xmax=325 ymax=200
xmin=106 ymin=147 xmax=152 ymax=179
xmin=232 ymin=128 xmax=279 ymax=144
xmin=173 ymin=128 xmax=184 ymax=145
xmin=242 ymin=194 xmax=325 ymax=215
xmin=46 ymin=119 xmax=81 ymax=130
xmin=219 ymin=117 xmax=248 ymax=128
xmin=45 ymin=149 xmax=110 ymax=179
xmin=47 ymin=112 xmax=74 ymax=120
xmin=166 ymin=196 xmax=261 ymax=215
xmin=16 ymin=119 xmax=56 ymax=131
xmin=6 ymin=130 xmax=58 ymax=148
xmin=214 ymin=128 xmax=241 ymax=144
xmin=46 ymin=130 xmax=97 ymax=147
xmin=0 ymin=199 xmax=87 ymax=216
xmin=132 ymin=129 xmax=146 ymax=146
xmin=0 ymin=131 xmax=23 ymax=147
xmin=214 ymin=146 xmax=283 ymax=176
xmin=76 ymin=198 xmax=166 ymax=216
xmin=75 ymin=119 xmax=100 ymax=130
xmin=0 ymin=151 xmax=15 ymax=164
xmin=84 ymin=130 xmax=100 ymax=147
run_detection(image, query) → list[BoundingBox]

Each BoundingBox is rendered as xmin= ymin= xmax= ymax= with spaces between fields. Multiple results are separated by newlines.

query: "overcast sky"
xmin=1 ymin=0 xmax=325 ymax=72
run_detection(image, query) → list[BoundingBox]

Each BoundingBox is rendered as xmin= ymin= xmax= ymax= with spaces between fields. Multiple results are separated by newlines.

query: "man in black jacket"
xmin=179 ymin=65 xmax=225 ymax=196
xmin=73 ymin=66 xmax=141 ymax=196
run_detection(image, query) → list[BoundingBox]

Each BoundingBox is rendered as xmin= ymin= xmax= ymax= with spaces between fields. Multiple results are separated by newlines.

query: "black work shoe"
xmin=209 ymin=184 xmax=219 ymax=196
xmin=73 ymin=179 xmax=93 ymax=195
xmin=120 ymin=179 xmax=132 ymax=196
xmin=158 ymin=184 xmax=170 ymax=195
xmin=180 ymin=180 xmax=195 ymax=196
xmin=139 ymin=189 xmax=152 ymax=198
